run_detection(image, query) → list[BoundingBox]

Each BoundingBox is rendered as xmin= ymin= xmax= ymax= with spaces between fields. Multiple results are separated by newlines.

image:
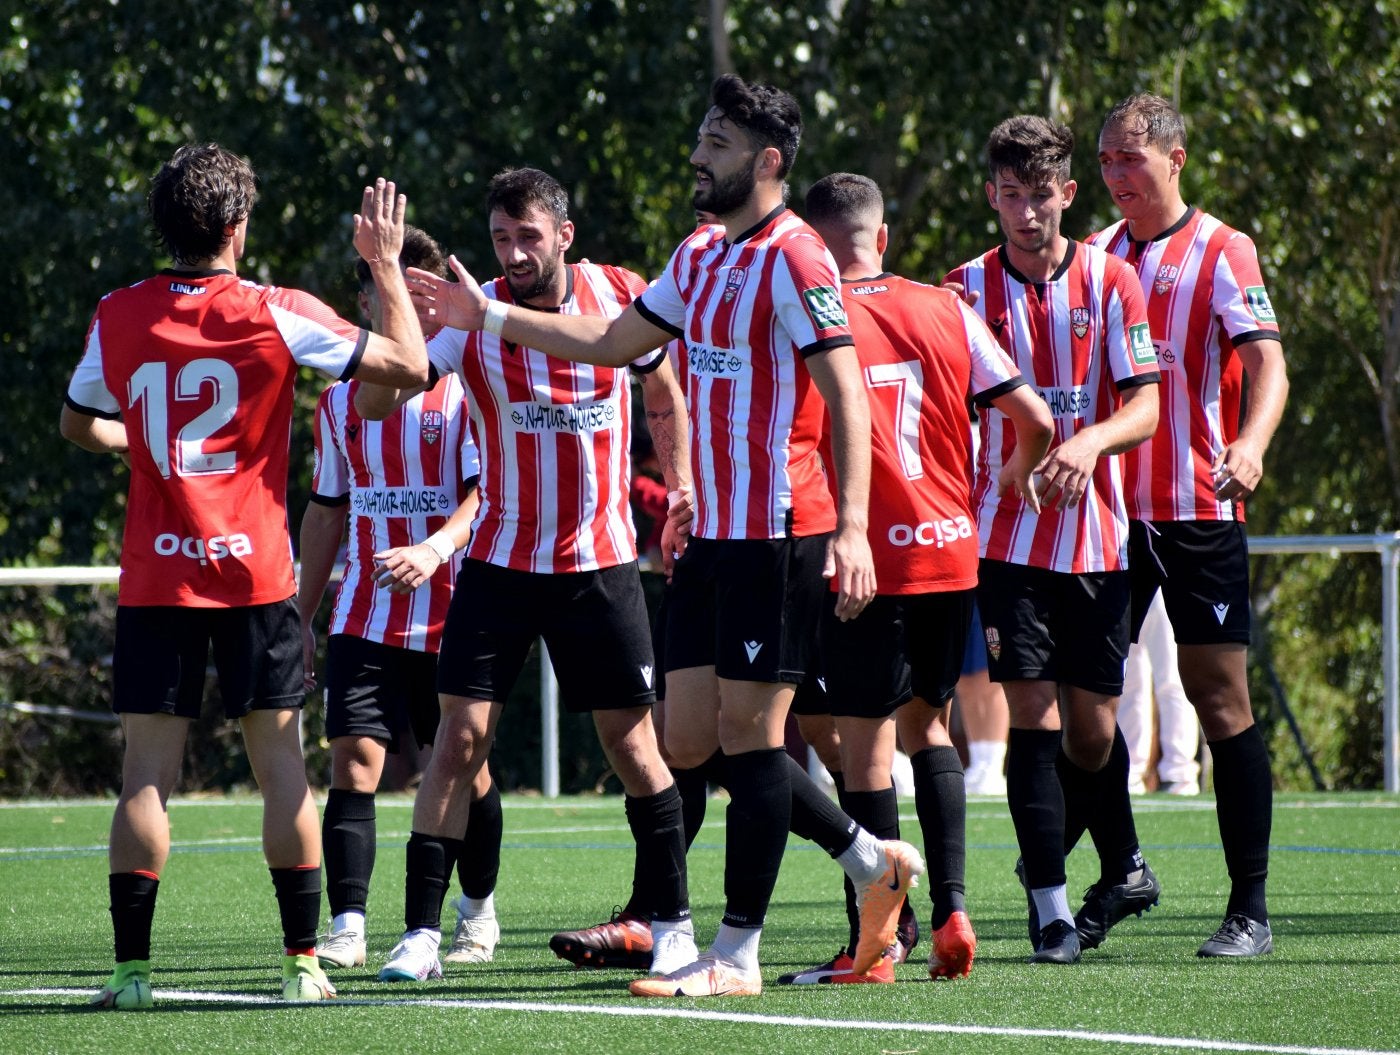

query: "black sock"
xmin=785 ymin=753 xmax=858 ymax=857
xmin=1007 ymin=728 xmax=1066 ymax=889
xmin=720 ymin=747 xmax=790 ymax=929
xmin=1209 ymin=725 xmax=1272 ymax=922
xmin=109 ymin=871 xmax=159 ymax=963
xmin=1089 ymin=727 xmax=1144 ymax=882
xmin=322 ymin=788 xmax=376 ymax=918
xmin=842 ymin=787 xmax=900 ymax=948
xmin=457 ymin=781 xmax=502 ymax=901
xmin=404 ymin=832 xmax=462 ymax=932
xmin=910 ymin=746 xmax=967 ymax=928
xmin=1057 ymin=728 xmax=1142 ymax=884
xmin=623 ymin=784 xmax=690 ymax=923
xmin=833 ymin=777 xmax=859 ymax=953
xmin=269 ymin=866 xmax=321 ymax=951
xmin=672 ymin=765 xmax=709 ymax=851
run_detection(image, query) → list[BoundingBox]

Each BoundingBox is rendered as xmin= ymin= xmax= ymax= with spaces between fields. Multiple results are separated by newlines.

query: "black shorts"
xmin=976 ymin=559 xmax=1131 ymax=696
xmin=113 ymin=598 xmax=303 ymax=719
xmin=436 ymin=558 xmax=657 ymax=713
xmin=1129 ymin=519 xmax=1251 ymax=646
xmin=324 ymin=634 xmax=440 ymax=751
xmin=665 ymin=534 xmax=829 ymax=684
xmin=794 ymin=590 xmax=973 ymax=719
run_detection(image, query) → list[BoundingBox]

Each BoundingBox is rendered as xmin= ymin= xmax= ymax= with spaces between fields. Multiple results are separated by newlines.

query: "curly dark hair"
xmin=355 ymin=224 xmax=449 ymax=291
xmin=149 ymin=144 xmax=257 ymax=265
xmin=710 ymin=74 xmax=802 ymax=180
xmin=485 ymin=167 xmax=570 ymax=227
xmin=986 ymin=115 xmax=1075 ymax=188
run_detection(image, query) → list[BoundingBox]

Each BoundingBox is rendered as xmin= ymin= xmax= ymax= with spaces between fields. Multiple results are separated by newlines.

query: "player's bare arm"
xmin=639 ymin=356 xmax=694 ymax=574
xmin=408 ymin=256 xmax=671 ymax=368
xmin=296 ymin=500 xmax=347 ymax=691
xmin=372 ymin=480 xmax=481 ymax=595
xmin=1037 ymin=380 xmax=1158 ymax=510
xmin=806 ymin=345 xmax=877 ymax=620
xmin=59 ymin=405 xmax=128 ymax=456
xmin=349 ymin=179 xmax=429 ymax=390
xmin=992 ymin=385 xmax=1054 ymax=513
xmin=1213 ymin=337 xmax=1288 ymax=502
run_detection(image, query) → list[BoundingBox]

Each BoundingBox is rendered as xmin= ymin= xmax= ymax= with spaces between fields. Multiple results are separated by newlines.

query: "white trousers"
xmin=1117 ymin=592 xmax=1200 ymax=786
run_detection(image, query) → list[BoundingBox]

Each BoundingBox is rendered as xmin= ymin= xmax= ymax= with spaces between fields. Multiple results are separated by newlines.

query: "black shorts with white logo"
xmin=1129 ymin=519 xmax=1251 ymax=646
xmin=976 ymin=559 xmax=1131 ymax=696
xmin=793 ymin=590 xmax=973 ymax=718
xmin=436 ymin=558 xmax=657 ymax=713
xmin=664 ymin=534 xmax=829 ymax=684
xmin=113 ymin=597 xmax=304 ymax=719
xmin=324 ymin=634 xmax=440 ymax=751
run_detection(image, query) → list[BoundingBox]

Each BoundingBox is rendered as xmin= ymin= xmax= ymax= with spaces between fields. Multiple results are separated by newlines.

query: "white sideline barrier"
xmin=3 ymin=531 xmax=1399 ymax=794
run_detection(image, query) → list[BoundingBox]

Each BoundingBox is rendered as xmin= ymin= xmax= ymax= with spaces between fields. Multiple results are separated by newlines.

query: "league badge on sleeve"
xmin=802 ymin=286 xmax=848 ymax=329
xmin=1244 ymin=286 xmax=1277 ymax=323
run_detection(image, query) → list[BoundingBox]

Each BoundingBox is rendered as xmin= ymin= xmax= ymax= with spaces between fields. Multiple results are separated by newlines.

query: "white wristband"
xmin=423 ymin=530 xmax=455 ymax=562
xmin=483 ymin=299 xmax=509 ymax=336
xmin=667 ymin=489 xmax=685 ymax=512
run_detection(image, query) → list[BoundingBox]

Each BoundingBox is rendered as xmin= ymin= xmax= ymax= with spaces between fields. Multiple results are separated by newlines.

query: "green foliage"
xmin=3 ymin=1 xmax=1396 ymax=791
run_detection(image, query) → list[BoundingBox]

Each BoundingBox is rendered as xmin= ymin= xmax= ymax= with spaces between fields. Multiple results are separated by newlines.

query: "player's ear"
xmin=984 ymin=181 xmax=998 ymax=210
xmin=1060 ymin=179 xmax=1078 ymax=208
xmin=876 ymin=223 xmax=889 ymax=255
xmin=557 ymin=219 xmax=576 ymax=254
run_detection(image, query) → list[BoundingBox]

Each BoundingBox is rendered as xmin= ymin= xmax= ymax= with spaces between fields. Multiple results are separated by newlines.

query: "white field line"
xmin=9 ymin=987 xmax=1399 ymax=1055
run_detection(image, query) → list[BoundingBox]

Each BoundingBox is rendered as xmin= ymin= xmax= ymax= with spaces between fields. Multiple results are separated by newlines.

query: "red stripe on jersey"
xmin=644 ymin=213 xmax=842 ymax=539
xmin=424 ymin=263 xmax=648 ymax=573
xmin=949 ymin=242 xmax=1154 ymax=573
xmin=313 ymin=375 xmax=471 ymax=651
xmin=1090 ymin=210 xmax=1279 ymax=522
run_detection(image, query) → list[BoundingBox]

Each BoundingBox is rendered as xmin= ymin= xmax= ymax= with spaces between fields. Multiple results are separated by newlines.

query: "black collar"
xmin=998 ymin=239 xmax=1077 ymax=286
xmin=727 ymin=203 xmax=787 ymax=246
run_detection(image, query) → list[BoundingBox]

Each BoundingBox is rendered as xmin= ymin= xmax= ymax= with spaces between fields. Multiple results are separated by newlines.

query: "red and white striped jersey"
xmin=426 ymin=262 xmax=663 ymax=574
xmin=310 ymin=373 xmax=477 ymax=652
xmin=1089 ymin=208 xmax=1281 ymax=522
xmin=65 ymin=270 xmax=366 ymax=607
xmin=637 ymin=207 xmax=853 ymax=540
xmin=946 ymin=241 xmax=1159 ymax=573
xmin=841 ymin=275 xmax=1025 ymax=594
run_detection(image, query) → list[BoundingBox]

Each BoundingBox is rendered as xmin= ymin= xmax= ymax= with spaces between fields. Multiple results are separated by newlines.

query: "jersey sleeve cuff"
xmin=798 ymin=334 xmax=856 ymax=359
xmin=338 ymin=329 xmax=370 ymax=382
xmin=1116 ymin=371 xmax=1162 ymax=391
xmin=1231 ymin=329 xmax=1281 ymax=348
xmin=308 ymin=492 xmax=350 ymax=507
xmin=63 ymin=394 xmax=121 ymax=420
xmin=628 ymin=348 xmax=667 ymax=375
xmin=972 ymin=375 xmax=1027 ymax=408
xmin=634 ymin=297 xmax=685 ymax=339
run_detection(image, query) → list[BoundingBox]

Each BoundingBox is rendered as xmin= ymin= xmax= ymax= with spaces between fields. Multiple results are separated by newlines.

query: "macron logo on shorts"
xmin=744 ymin=641 xmax=764 ymax=664
xmin=1213 ymin=603 xmax=1230 ymax=625
xmin=640 ymin=665 xmax=654 ymax=689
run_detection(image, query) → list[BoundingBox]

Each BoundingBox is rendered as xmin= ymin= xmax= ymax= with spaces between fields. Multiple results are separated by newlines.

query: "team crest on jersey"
xmin=1070 ymin=307 xmax=1090 ymax=340
xmin=1244 ymin=285 xmax=1277 ymax=323
xmin=1153 ymin=263 xmax=1180 ymax=296
xmin=722 ymin=266 xmax=748 ymax=303
xmin=984 ymin=625 xmax=1002 ymax=661
xmin=421 ymin=410 xmax=444 ymax=446
xmin=802 ymin=286 xmax=848 ymax=329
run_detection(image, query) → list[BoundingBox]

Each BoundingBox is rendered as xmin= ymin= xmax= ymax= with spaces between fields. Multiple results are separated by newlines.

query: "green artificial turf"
xmin=2 ymin=793 xmax=1398 ymax=1054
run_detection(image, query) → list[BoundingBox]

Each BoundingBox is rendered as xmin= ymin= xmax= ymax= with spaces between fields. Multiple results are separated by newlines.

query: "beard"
xmin=505 ymin=253 xmax=561 ymax=303
xmin=693 ymin=162 xmax=757 ymax=217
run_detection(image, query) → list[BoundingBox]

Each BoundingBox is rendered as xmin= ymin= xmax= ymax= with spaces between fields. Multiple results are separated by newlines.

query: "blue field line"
xmin=5 ymin=836 xmax=1399 ymax=863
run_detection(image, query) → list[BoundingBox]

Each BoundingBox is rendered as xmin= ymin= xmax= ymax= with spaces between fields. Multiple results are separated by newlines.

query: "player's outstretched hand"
xmin=408 ymin=255 xmax=489 ymax=331
xmin=372 ymin=544 xmax=442 ymax=594
xmin=353 ymin=178 xmax=406 ymax=265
